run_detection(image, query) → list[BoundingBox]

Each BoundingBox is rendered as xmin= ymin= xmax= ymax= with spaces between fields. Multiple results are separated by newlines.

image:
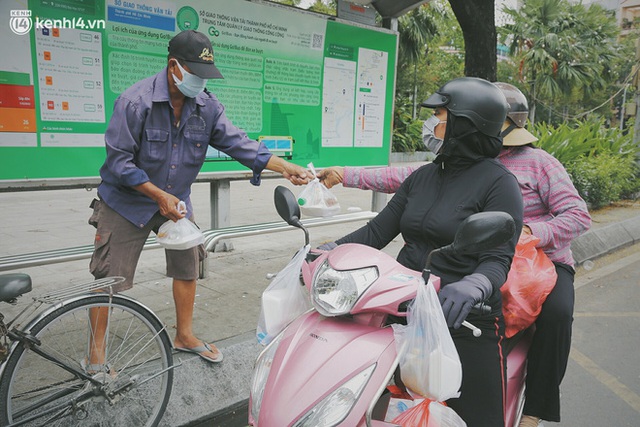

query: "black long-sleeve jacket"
xmin=336 ymin=122 xmax=524 ymax=309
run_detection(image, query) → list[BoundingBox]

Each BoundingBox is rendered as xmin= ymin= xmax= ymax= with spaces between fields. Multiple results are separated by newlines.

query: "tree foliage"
xmin=499 ymin=0 xmax=625 ymax=123
xmin=269 ymin=0 xmax=336 ymax=14
xmin=393 ymin=2 xmax=463 ymax=151
xmin=307 ymin=0 xmax=337 ymax=15
xmin=397 ymin=5 xmax=439 ymax=66
xmin=270 ymin=0 xmax=303 ymax=6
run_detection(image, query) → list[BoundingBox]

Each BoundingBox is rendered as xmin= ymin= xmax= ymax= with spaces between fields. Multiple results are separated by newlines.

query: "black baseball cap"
xmin=168 ymin=30 xmax=223 ymax=79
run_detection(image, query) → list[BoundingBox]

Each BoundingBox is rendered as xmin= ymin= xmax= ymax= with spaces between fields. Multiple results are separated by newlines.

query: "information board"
xmin=0 ymin=0 xmax=397 ymax=182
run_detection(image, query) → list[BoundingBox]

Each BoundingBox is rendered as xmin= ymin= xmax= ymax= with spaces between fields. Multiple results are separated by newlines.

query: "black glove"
xmin=438 ymin=273 xmax=492 ymax=329
xmin=317 ymin=241 xmax=338 ymax=251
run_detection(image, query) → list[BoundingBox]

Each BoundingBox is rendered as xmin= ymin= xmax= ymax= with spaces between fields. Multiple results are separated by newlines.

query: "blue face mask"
xmin=171 ymin=60 xmax=207 ymax=98
xmin=422 ymin=115 xmax=446 ymax=154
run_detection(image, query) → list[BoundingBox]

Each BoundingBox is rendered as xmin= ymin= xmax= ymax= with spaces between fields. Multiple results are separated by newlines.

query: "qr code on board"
xmin=311 ymin=33 xmax=324 ymax=50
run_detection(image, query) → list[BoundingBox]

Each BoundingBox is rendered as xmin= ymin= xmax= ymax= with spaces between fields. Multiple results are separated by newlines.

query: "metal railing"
xmin=199 ymin=210 xmax=378 ymax=278
xmin=0 ymin=211 xmax=377 ymax=276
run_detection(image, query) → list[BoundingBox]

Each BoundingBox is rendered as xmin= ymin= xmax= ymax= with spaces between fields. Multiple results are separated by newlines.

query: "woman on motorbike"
xmin=493 ymin=83 xmax=591 ymax=427
xmin=319 ymin=82 xmax=591 ymax=427
xmin=320 ymin=77 xmax=524 ymax=426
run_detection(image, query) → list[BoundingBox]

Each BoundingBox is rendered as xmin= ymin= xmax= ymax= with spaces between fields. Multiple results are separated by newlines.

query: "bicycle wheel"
xmin=0 ymin=294 xmax=173 ymax=427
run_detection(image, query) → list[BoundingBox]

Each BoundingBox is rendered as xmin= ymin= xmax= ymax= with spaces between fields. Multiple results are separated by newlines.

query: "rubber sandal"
xmin=175 ymin=341 xmax=223 ymax=363
xmin=80 ymin=357 xmax=113 ymax=375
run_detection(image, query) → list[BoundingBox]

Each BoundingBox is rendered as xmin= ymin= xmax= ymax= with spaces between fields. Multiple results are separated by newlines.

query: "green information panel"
xmin=0 ymin=0 xmax=397 ymax=182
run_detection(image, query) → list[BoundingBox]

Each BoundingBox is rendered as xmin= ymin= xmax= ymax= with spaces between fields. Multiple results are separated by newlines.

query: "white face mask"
xmin=422 ymin=115 xmax=446 ymax=154
xmin=171 ymin=60 xmax=207 ymax=98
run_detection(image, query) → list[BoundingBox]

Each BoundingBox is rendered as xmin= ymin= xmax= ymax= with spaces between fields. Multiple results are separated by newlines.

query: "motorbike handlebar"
xmin=463 ymin=303 xmax=492 ymax=338
xmin=471 ymin=302 xmax=491 ymax=315
xmin=460 ymin=303 xmax=490 ymax=338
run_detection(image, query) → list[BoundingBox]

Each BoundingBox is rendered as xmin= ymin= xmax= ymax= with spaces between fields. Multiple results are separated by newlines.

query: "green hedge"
xmin=392 ymin=98 xmax=425 ymax=153
xmin=391 ymin=115 xmax=640 ymax=208
xmin=566 ymin=153 xmax=639 ymax=209
xmin=533 ymin=119 xmax=640 ymax=209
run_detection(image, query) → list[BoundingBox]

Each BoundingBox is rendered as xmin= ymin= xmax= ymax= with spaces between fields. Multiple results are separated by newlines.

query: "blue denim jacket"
xmin=98 ymin=67 xmax=272 ymax=228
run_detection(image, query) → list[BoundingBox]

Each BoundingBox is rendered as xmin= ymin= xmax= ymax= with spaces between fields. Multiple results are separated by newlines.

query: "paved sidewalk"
xmin=0 ymin=177 xmax=639 ymax=426
xmin=0 ymin=176 xmax=398 ymax=426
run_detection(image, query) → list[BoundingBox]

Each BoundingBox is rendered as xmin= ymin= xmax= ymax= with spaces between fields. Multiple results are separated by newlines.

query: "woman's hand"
xmin=316 ymin=241 xmax=338 ymax=251
xmin=317 ymin=167 xmax=344 ymax=189
xmin=438 ymin=273 xmax=492 ymax=329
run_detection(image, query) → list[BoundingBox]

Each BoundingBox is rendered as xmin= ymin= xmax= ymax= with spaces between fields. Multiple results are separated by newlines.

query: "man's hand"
xmin=157 ymin=194 xmax=185 ymax=222
xmin=267 ymin=157 xmax=310 ymax=185
xmin=282 ymin=163 xmax=311 ymax=185
xmin=133 ymin=182 xmax=183 ymax=222
xmin=317 ymin=167 xmax=344 ymax=189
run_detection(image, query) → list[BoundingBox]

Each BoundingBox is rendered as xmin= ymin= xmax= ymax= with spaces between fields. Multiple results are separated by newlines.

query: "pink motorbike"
xmin=249 ymin=186 xmax=529 ymax=427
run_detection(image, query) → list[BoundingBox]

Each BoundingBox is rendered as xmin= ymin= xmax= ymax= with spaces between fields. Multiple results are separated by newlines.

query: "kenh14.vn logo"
xmin=10 ymin=10 xmax=106 ymax=35
xmin=10 ymin=10 xmax=32 ymax=35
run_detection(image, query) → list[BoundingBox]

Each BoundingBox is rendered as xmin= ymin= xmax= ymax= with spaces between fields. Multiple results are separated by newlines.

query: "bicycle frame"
xmin=0 ymin=277 xmax=176 ymax=427
xmin=0 ymin=293 xmax=172 ymax=379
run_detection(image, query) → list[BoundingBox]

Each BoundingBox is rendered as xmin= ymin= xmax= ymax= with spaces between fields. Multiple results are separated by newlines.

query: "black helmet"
xmin=421 ymin=77 xmax=508 ymax=137
xmin=494 ymin=82 xmax=538 ymax=146
xmin=494 ymin=82 xmax=529 ymax=128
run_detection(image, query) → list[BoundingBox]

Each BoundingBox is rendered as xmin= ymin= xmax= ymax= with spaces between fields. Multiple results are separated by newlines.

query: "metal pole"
xmin=620 ymin=84 xmax=628 ymax=131
xmin=209 ymin=180 xmax=233 ymax=252
xmin=412 ymin=63 xmax=418 ymax=120
xmin=371 ymin=191 xmax=387 ymax=212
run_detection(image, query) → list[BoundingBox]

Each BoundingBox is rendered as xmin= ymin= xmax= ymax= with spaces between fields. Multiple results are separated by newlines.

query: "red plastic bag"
xmin=501 ymin=234 xmax=558 ymax=338
xmin=391 ymin=399 xmax=431 ymax=427
xmin=391 ymin=399 xmax=466 ymax=427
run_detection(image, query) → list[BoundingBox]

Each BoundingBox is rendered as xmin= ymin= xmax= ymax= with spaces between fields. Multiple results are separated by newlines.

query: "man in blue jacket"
xmin=88 ymin=30 xmax=308 ymax=366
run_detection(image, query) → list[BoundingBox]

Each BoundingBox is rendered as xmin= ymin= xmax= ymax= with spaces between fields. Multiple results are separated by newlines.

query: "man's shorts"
xmin=89 ymin=198 xmax=206 ymax=292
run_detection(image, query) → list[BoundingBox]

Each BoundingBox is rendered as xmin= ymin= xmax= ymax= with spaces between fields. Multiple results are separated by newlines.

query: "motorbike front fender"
xmin=256 ymin=311 xmax=398 ymax=426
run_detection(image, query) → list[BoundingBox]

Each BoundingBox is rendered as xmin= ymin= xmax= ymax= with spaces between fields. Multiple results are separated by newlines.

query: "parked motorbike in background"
xmin=249 ymin=186 xmax=529 ymax=427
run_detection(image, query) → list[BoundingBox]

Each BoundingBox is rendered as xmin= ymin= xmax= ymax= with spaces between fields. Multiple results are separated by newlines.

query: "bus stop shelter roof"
xmin=371 ymin=0 xmax=429 ymax=18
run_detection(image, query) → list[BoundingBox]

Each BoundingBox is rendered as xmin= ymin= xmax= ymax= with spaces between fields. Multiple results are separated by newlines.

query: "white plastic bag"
xmin=297 ymin=163 xmax=340 ymax=217
xmin=385 ymin=397 xmax=419 ymax=422
xmin=393 ymin=279 xmax=463 ymax=401
xmin=257 ymin=244 xmax=311 ymax=345
xmin=427 ymin=401 xmax=466 ymax=427
xmin=156 ymin=201 xmax=204 ymax=250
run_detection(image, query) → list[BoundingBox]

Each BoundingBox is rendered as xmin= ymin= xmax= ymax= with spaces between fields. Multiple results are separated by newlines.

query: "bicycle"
xmin=0 ymin=273 xmax=174 ymax=427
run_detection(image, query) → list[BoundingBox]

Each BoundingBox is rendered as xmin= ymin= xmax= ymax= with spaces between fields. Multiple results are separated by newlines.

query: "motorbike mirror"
xmin=274 ymin=185 xmax=303 ymax=228
xmin=449 ymin=211 xmax=516 ymax=254
xmin=274 ymin=186 xmax=309 ymax=246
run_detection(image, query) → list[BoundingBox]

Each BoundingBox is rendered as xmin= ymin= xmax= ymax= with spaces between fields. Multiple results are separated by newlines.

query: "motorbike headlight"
xmin=250 ymin=332 xmax=283 ymax=424
xmin=293 ymin=364 xmax=376 ymax=427
xmin=312 ymin=261 xmax=378 ymax=316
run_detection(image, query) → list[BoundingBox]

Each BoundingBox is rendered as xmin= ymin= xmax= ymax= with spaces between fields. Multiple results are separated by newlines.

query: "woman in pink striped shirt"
xmin=319 ymin=83 xmax=591 ymax=427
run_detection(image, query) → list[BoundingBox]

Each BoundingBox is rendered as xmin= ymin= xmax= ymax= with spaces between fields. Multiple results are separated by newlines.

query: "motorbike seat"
xmin=0 ymin=273 xmax=32 ymax=303
xmin=503 ymin=326 xmax=535 ymax=356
